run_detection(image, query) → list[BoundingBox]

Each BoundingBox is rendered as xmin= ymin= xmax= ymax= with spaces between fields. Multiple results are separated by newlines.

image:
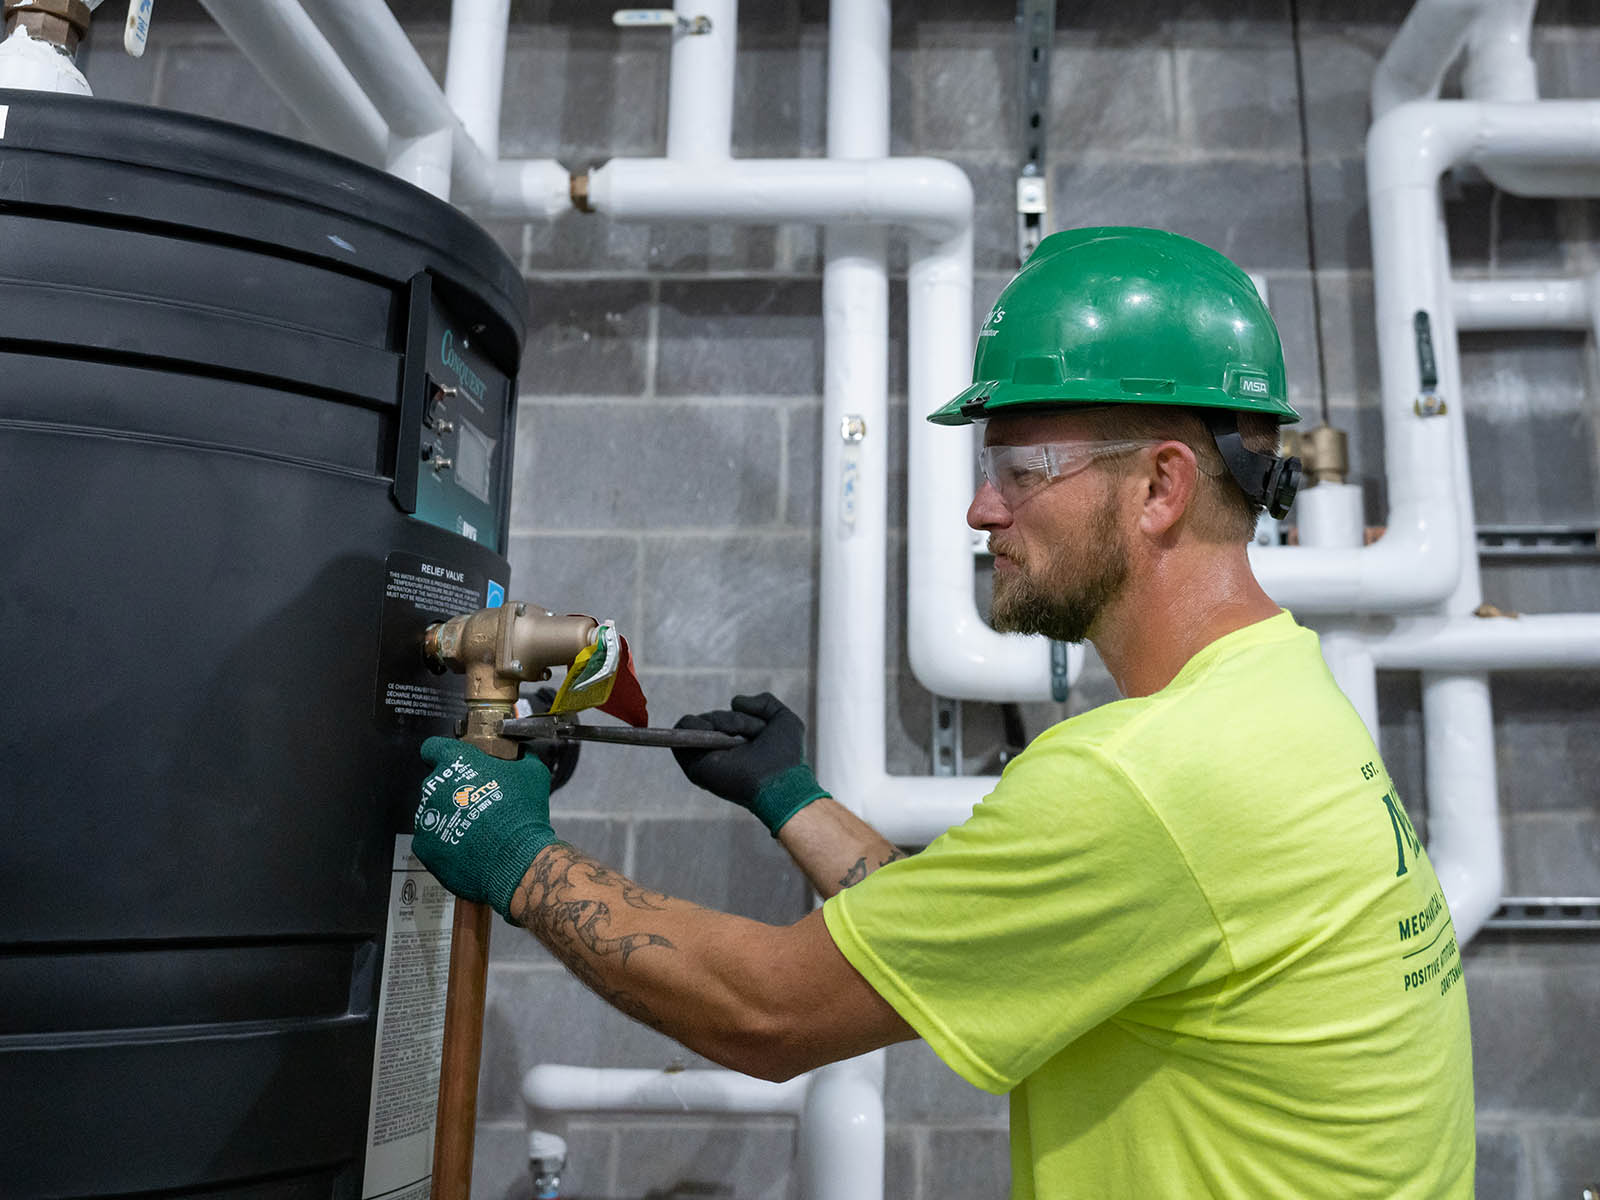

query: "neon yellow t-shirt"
xmin=824 ymin=612 xmax=1474 ymax=1198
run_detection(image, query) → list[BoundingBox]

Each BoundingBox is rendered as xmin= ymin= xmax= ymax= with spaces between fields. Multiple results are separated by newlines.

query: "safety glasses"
xmin=977 ymin=439 xmax=1156 ymax=508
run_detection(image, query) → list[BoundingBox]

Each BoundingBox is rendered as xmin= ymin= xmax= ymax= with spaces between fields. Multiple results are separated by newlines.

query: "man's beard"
xmin=989 ymin=490 xmax=1129 ymax=645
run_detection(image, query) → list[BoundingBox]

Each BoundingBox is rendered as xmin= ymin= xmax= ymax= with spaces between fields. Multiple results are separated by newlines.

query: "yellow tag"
xmin=547 ymin=623 xmax=620 ymax=714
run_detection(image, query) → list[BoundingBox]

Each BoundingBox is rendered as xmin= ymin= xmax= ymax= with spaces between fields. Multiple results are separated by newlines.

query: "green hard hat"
xmin=929 ymin=226 xmax=1301 ymax=426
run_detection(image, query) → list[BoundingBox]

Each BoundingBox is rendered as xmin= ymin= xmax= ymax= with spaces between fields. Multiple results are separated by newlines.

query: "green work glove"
xmin=413 ymin=736 xmax=558 ymax=921
xmin=672 ymin=693 xmax=829 ymax=836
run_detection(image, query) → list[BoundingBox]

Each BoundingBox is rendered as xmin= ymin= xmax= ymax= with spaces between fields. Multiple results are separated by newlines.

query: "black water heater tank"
xmin=0 ymin=90 xmax=526 ymax=1198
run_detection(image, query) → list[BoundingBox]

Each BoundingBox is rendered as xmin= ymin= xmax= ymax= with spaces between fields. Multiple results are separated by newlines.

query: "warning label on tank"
xmin=374 ymin=550 xmax=506 ymax=733
xmin=361 ymin=834 xmax=457 ymax=1200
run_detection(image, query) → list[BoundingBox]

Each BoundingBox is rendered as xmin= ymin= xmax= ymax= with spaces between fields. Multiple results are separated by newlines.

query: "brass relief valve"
xmin=423 ymin=602 xmax=598 ymax=759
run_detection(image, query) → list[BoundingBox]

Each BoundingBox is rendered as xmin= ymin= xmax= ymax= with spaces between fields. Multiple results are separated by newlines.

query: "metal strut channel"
xmin=1015 ymin=0 xmax=1055 ymax=264
xmin=1476 ymin=524 xmax=1600 ymax=561
xmin=1483 ymin=897 xmax=1600 ymax=932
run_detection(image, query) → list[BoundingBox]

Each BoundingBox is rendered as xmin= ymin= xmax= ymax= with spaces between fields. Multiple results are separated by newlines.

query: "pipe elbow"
xmin=906 ymin=598 xmax=1057 ymax=702
xmin=1358 ymin=504 xmax=1462 ymax=609
xmin=1251 ymin=506 xmax=1461 ymax=614
xmin=1367 ymin=101 xmax=1465 ymax=191
xmin=878 ymin=157 xmax=973 ymax=236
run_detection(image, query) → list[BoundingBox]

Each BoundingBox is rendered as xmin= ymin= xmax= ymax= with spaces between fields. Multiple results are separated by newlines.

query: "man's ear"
xmin=1137 ymin=441 xmax=1201 ymax=537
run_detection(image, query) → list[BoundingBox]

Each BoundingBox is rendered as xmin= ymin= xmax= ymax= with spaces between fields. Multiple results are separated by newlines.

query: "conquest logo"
xmin=440 ymin=330 xmax=488 ymax=403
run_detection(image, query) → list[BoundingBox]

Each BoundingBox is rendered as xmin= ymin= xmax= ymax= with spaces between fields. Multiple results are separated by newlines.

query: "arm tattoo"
xmin=836 ymin=847 xmax=908 ymax=890
xmin=515 ymin=844 xmax=677 ymax=1029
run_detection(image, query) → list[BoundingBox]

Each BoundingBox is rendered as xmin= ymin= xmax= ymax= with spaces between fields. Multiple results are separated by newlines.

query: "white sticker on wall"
xmin=361 ymin=834 xmax=456 ymax=1200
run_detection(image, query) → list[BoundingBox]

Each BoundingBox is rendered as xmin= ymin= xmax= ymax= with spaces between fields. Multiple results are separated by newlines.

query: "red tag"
xmin=597 ymin=635 xmax=648 ymax=727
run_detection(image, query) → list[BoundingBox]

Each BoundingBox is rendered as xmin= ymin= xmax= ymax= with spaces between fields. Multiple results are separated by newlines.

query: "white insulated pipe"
xmin=1296 ymin=483 xmax=1380 ymax=738
xmin=1367 ymin=99 xmax=1508 ymax=945
xmin=586 ymin=157 xmax=974 ymax=237
xmin=197 ymin=0 xmax=388 ymax=165
xmin=297 ymin=0 xmax=473 ymax=197
xmin=0 ymin=24 xmax=91 ymax=94
xmin=1422 ymin=670 xmax=1503 ymax=943
xmin=1368 ymin=100 xmax=1600 ymax=201
xmin=1251 ymin=99 xmax=1600 ymax=615
xmin=1453 ymin=277 xmax=1593 ymax=331
xmin=206 ymin=0 xmax=567 ymax=213
xmin=1459 ymin=0 xmax=1538 ymax=105
xmin=297 ymin=0 xmax=452 ymax=139
xmin=903 ymin=238 xmax=1086 ymax=700
xmin=667 ymin=0 xmax=738 ymax=161
xmin=798 ymin=1054 xmax=887 ymax=1200
xmin=522 ymin=1064 xmax=810 ymax=1117
xmin=816 ymin=0 xmax=891 ymax=822
xmin=445 ymin=0 xmax=511 ymax=161
xmin=1368 ymin=614 xmax=1600 ymax=670
xmin=1371 ymin=0 xmax=1536 ymax=119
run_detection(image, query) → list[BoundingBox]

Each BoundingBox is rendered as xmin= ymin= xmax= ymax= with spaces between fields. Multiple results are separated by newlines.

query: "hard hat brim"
xmin=927 ymin=382 xmax=1301 ymax=427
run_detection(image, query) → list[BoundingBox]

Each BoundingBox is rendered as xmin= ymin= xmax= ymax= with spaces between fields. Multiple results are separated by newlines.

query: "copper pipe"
xmin=433 ymin=883 xmax=495 ymax=1199
xmin=425 ymin=602 xmax=598 ymax=1198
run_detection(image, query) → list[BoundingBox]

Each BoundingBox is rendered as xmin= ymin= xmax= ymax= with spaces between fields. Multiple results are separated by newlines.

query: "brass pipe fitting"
xmin=1281 ymin=423 xmax=1349 ymax=488
xmin=5 ymin=0 xmax=92 ymax=56
xmin=423 ymin=603 xmax=598 ymax=759
xmin=569 ymin=171 xmax=593 ymax=213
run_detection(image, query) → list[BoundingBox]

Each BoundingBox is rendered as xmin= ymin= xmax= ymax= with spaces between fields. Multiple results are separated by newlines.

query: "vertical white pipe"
xmin=1296 ymin=482 xmax=1366 ymax=551
xmin=816 ymin=235 xmax=890 ymax=815
xmin=1422 ymin=671 xmax=1503 ymax=940
xmin=445 ymin=0 xmax=511 ymax=160
xmin=798 ymin=1054 xmax=887 ymax=1200
xmin=1418 ymin=211 xmax=1503 ymax=944
xmin=816 ymin=0 xmax=889 ymax=815
xmin=811 ymin=7 xmax=890 ymax=1198
xmin=1322 ymin=632 xmax=1381 ymax=741
xmin=667 ymin=0 xmax=738 ymax=160
xmin=1460 ymin=0 xmax=1538 ymax=103
xmin=826 ymin=0 xmax=890 ymax=154
xmin=1297 ymin=483 xmax=1380 ymax=739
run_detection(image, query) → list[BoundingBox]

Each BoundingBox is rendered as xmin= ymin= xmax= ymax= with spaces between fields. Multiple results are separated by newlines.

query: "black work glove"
xmin=672 ymin=692 xmax=829 ymax=835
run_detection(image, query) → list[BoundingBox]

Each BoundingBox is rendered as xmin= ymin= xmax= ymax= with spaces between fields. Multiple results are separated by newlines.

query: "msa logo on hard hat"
xmin=1224 ymin=366 xmax=1274 ymax=403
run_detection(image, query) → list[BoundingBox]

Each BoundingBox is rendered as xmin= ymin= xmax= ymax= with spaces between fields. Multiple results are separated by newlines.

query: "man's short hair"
xmin=1076 ymin=404 xmax=1281 ymax=544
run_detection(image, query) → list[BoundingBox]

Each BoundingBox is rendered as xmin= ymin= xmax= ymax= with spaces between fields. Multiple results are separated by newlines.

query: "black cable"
xmin=1288 ymin=0 xmax=1332 ymax=426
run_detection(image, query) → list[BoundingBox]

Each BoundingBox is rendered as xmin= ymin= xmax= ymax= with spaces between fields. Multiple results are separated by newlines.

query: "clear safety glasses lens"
xmin=977 ymin=440 xmax=1154 ymax=507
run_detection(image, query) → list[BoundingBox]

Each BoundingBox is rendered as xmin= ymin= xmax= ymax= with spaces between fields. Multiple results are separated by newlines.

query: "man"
xmin=414 ymin=227 xmax=1475 ymax=1196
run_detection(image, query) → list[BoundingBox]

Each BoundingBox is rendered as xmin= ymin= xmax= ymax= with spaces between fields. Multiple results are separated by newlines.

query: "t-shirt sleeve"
xmin=823 ymin=736 xmax=1228 ymax=1094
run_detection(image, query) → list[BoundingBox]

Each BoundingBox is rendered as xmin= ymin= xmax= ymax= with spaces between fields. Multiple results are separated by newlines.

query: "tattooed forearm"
xmin=514 ymin=844 xmax=678 ymax=1027
xmin=836 ymin=847 xmax=908 ymax=890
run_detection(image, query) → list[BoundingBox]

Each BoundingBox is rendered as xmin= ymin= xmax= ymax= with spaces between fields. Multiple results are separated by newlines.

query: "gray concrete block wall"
xmin=85 ymin=1 xmax=1600 ymax=1197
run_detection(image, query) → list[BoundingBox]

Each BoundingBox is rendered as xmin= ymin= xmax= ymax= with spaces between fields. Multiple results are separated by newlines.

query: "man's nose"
xmin=967 ymin=478 xmax=1011 ymax=530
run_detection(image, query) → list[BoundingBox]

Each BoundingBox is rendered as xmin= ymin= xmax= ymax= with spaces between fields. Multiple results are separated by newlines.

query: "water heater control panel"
xmin=393 ymin=273 xmax=515 ymax=552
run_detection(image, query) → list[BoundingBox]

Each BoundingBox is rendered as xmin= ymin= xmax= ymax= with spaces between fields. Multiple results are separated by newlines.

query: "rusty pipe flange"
xmin=5 ymin=0 xmax=92 ymax=55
